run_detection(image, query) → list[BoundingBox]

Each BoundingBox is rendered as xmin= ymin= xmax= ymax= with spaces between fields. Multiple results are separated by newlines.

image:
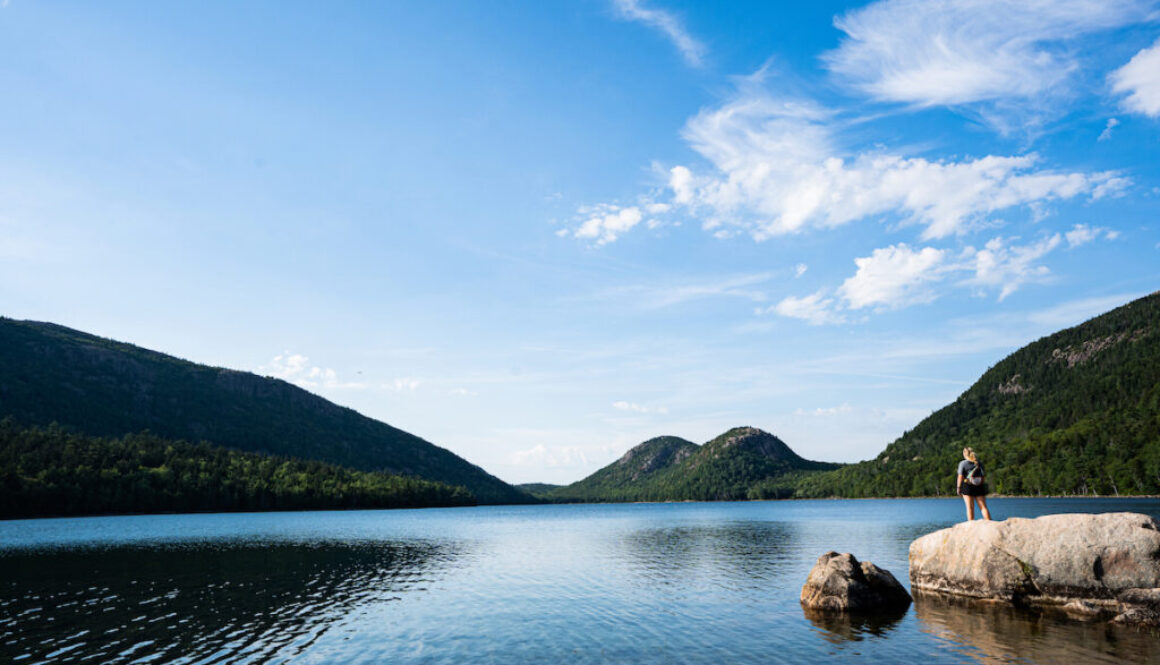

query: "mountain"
xmin=549 ymin=428 xmax=841 ymax=502
xmin=0 ymin=318 xmax=532 ymax=505
xmin=515 ymin=483 xmax=563 ymax=498
xmin=793 ymin=291 xmax=1160 ymax=498
xmin=0 ymin=421 xmax=475 ymax=519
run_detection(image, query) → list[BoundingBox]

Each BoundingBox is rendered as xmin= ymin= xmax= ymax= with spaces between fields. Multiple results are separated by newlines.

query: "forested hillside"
xmin=548 ymin=428 xmax=841 ymax=502
xmin=0 ymin=318 xmax=531 ymax=504
xmin=0 ymin=421 xmax=474 ymax=519
xmin=793 ymin=291 xmax=1160 ymax=497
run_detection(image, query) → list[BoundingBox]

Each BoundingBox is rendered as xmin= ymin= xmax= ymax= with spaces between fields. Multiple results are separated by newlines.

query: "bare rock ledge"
xmin=909 ymin=512 xmax=1160 ymax=625
xmin=801 ymin=551 xmax=911 ymax=612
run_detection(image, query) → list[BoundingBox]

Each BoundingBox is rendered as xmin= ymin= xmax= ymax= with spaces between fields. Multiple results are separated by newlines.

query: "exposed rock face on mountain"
xmin=616 ymin=436 xmax=699 ymax=480
xmin=909 ymin=513 xmax=1160 ymax=624
xmin=801 ymin=551 xmax=911 ymax=612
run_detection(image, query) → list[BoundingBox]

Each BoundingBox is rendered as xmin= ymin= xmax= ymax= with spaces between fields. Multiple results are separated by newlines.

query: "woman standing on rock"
xmin=957 ymin=447 xmax=992 ymax=521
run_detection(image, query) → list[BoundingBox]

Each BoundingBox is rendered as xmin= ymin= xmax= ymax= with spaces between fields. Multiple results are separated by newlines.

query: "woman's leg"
xmin=976 ymin=495 xmax=992 ymax=520
xmin=962 ymin=494 xmax=975 ymax=520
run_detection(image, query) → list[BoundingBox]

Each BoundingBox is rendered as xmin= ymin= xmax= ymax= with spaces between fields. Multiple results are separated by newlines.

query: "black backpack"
xmin=966 ymin=462 xmax=985 ymax=486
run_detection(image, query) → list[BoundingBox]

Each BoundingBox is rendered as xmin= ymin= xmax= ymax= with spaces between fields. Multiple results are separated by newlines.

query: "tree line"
xmin=0 ymin=420 xmax=475 ymax=519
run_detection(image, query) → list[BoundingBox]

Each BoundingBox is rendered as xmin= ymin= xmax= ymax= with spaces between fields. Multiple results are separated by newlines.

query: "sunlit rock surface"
xmin=801 ymin=551 xmax=911 ymax=612
xmin=909 ymin=512 xmax=1160 ymax=624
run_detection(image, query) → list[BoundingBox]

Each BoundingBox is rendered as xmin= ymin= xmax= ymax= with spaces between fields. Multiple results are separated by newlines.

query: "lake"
xmin=2 ymin=498 xmax=1159 ymax=664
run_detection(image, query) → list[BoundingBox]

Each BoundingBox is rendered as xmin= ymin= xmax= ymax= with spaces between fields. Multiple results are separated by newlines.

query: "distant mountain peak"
xmin=615 ymin=436 xmax=697 ymax=481
xmin=704 ymin=426 xmax=801 ymax=463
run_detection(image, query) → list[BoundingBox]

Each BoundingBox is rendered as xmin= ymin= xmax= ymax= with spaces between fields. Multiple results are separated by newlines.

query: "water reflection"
xmin=914 ymin=591 xmax=1160 ymax=665
xmin=616 ymin=522 xmax=796 ymax=589
xmin=0 ymin=539 xmax=457 ymax=664
xmin=802 ymin=606 xmax=908 ymax=643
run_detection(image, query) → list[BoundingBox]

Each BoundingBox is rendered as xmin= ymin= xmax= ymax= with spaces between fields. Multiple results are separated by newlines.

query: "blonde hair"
xmin=963 ymin=447 xmax=978 ymax=463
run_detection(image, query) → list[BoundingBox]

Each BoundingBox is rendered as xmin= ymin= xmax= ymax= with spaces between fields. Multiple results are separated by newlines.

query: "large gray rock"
xmin=801 ymin=551 xmax=911 ymax=612
xmin=909 ymin=512 xmax=1160 ymax=623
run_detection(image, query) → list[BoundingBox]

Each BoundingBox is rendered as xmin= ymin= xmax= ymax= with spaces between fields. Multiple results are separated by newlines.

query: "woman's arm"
xmin=956 ymin=474 xmax=963 ymax=492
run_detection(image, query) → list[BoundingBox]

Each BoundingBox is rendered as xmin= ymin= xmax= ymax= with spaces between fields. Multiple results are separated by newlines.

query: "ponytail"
xmin=964 ymin=447 xmax=978 ymax=463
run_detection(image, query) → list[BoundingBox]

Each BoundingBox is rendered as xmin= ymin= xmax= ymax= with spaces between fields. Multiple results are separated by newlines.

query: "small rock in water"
xmin=1114 ymin=588 xmax=1160 ymax=627
xmin=800 ymin=551 xmax=912 ymax=612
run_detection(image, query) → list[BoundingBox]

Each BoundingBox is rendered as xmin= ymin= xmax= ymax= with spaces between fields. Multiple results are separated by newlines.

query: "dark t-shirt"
xmin=958 ymin=460 xmax=982 ymax=479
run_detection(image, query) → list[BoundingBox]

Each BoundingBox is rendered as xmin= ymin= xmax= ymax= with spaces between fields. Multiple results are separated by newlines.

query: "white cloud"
xmin=665 ymin=93 xmax=1119 ymax=241
xmin=571 ymin=204 xmax=643 ymax=245
xmin=596 ymin=271 xmax=773 ymax=308
xmin=392 ymin=377 xmax=420 ymax=392
xmin=825 ymin=0 xmax=1153 ymax=118
xmin=567 ymin=76 xmax=1125 ymax=246
xmin=768 ymin=234 xmax=1071 ymax=323
xmin=450 ymin=387 xmax=478 ymax=397
xmin=964 ymin=234 xmax=1061 ymax=300
xmin=839 ymin=244 xmax=947 ymax=310
xmin=768 ymin=291 xmax=846 ymax=325
xmin=1111 ymin=37 xmax=1160 ymax=117
xmin=1064 ymin=223 xmax=1108 ymax=248
xmin=612 ymin=400 xmax=669 ymax=414
xmin=795 ymin=403 xmax=853 ymax=417
xmin=510 ymin=444 xmax=593 ymax=468
xmin=1098 ymin=118 xmax=1120 ymax=141
xmin=794 ymin=263 xmax=808 ymax=278
xmin=259 ymin=353 xmax=364 ymax=390
xmin=613 ymin=0 xmax=706 ymax=67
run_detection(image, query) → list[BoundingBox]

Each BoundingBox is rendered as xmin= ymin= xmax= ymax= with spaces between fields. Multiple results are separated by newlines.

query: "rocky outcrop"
xmin=909 ymin=512 xmax=1160 ymax=624
xmin=801 ymin=551 xmax=911 ymax=612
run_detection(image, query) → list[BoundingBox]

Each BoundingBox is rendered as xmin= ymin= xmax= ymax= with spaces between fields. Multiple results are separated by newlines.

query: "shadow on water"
xmin=0 ymin=539 xmax=459 ymax=664
xmin=914 ymin=591 xmax=1160 ymax=665
xmin=801 ymin=606 xmax=908 ymax=643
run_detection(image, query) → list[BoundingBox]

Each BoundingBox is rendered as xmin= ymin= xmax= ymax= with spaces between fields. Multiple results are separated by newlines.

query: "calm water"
xmin=2 ymin=498 xmax=1159 ymax=664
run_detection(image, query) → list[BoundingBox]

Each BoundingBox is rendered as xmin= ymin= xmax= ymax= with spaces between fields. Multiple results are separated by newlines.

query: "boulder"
xmin=801 ymin=551 xmax=911 ymax=612
xmin=909 ymin=512 xmax=1160 ymax=624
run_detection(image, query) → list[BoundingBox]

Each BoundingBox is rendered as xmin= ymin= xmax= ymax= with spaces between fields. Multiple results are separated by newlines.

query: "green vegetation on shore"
xmin=0 ymin=318 xmax=532 ymax=505
xmin=790 ymin=291 xmax=1160 ymax=498
xmin=0 ymin=420 xmax=475 ymax=519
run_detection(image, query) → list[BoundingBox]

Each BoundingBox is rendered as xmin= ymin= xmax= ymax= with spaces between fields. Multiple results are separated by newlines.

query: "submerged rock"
xmin=800 ymin=551 xmax=911 ymax=612
xmin=909 ymin=512 xmax=1160 ymax=624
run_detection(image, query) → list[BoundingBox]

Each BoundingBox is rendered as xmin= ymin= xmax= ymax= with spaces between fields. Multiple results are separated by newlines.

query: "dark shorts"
xmin=959 ymin=482 xmax=987 ymax=497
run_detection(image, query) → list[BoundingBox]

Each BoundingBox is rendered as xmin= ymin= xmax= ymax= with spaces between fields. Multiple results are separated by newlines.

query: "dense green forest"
xmin=791 ymin=291 xmax=1160 ymax=498
xmin=547 ymin=428 xmax=841 ymax=502
xmin=0 ymin=421 xmax=475 ymax=519
xmin=0 ymin=318 xmax=532 ymax=504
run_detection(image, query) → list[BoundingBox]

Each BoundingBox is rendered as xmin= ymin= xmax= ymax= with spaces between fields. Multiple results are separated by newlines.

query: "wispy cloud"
xmin=612 ymin=400 xmax=669 ymax=414
xmin=565 ymin=87 xmax=1125 ymax=244
xmin=965 ymin=234 xmax=1061 ymax=300
xmin=593 ymin=271 xmax=774 ymax=308
xmin=1098 ymin=118 xmax=1120 ymax=141
xmin=1110 ymin=37 xmax=1160 ymax=117
xmin=567 ymin=203 xmax=645 ymax=245
xmin=767 ymin=226 xmax=1115 ymax=323
xmin=509 ymin=444 xmax=594 ymax=468
xmin=767 ymin=291 xmax=846 ymax=325
xmin=259 ymin=353 xmax=366 ymax=390
xmin=824 ymin=0 xmax=1154 ymax=130
xmin=613 ymin=0 xmax=706 ymax=67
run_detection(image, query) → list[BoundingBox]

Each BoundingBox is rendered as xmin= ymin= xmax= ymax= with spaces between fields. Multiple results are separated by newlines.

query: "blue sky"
xmin=2 ymin=0 xmax=1158 ymax=484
